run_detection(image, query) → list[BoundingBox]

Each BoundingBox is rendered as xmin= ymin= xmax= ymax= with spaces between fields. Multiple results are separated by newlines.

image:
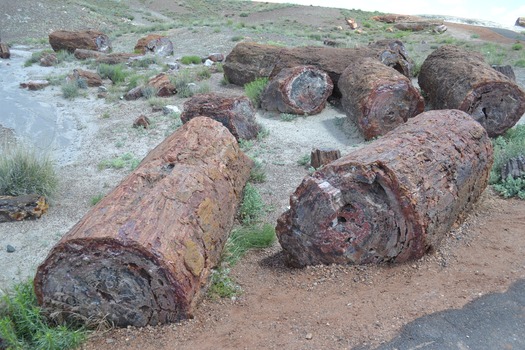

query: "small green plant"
xmin=90 ymin=193 xmax=104 ymax=206
xmin=23 ymin=50 xmax=48 ymax=67
xmin=297 ymin=154 xmax=310 ymax=167
xmin=141 ymin=85 xmax=158 ymax=99
xmin=148 ymin=97 xmax=168 ymax=109
xmin=207 ymin=268 xmax=242 ymax=299
xmin=493 ymin=176 xmax=525 ymax=199
xmin=238 ymin=139 xmax=254 ymax=152
xmin=231 ymin=35 xmax=244 ymax=42
xmin=280 ymin=113 xmax=298 ymax=122
xmin=249 ymin=159 xmax=266 ymax=183
xmin=97 ymin=63 xmax=127 ymax=84
xmin=239 ymin=183 xmax=265 ymax=225
xmin=0 ymin=281 xmax=87 ymax=350
xmin=239 ymin=12 xmax=249 ymax=17
xmin=98 ymin=153 xmax=140 ymax=171
xmin=55 ymin=50 xmax=75 ymax=63
xmin=470 ymin=33 xmax=480 ymax=39
xmin=61 ymin=81 xmax=80 ymax=99
xmin=223 ymin=224 xmax=276 ymax=266
xmin=516 ymin=59 xmax=525 ymax=68
xmin=512 ymin=43 xmax=523 ymax=51
xmin=197 ymin=67 xmax=211 ymax=80
xmin=180 ymin=55 xmax=202 ymax=65
xmin=130 ymin=56 xmax=158 ymax=68
xmin=0 ymin=146 xmax=58 ymax=198
xmin=244 ymin=77 xmax=269 ymax=107
xmin=196 ymin=83 xmax=211 ymax=94
xmin=172 ymin=69 xmax=196 ymax=98
xmin=101 ymin=112 xmax=111 ymax=119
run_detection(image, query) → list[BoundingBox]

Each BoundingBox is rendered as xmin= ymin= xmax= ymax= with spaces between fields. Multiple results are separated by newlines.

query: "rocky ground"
xmin=1 ymin=1 xmax=525 ymax=349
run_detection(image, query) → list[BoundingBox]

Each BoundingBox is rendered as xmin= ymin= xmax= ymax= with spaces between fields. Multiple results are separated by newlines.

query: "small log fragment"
xmin=418 ymin=45 xmax=525 ymax=137
xmin=261 ymin=65 xmax=333 ymax=115
xmin=133 ymin=115 xmax=150 ymax=129
xmin=0 ymin=42 xmax=11 ymax=59
xmin=0 ymin=195 xmax=48 ymax=222
xmin=181 ymin=93 xmax=260 ymax=140
xmin=501 ymin=155 xmax=525 ymax=180
xmin=310 ymin=148 xmax=341 ymax=169
xmin=74 ymin=48 xmax=105 ymax=60
xmin=134 ymin=34 xmax=174 ymax=56
xmin=491 ymin=65 xmax=516 ymax=81
xmin=96 ymin=53 xmax=139 ymax=65
xmin=339 ymin=58 xmax=424 ymax=140
xmin=49 ymin=30 xmax=111 ymax=53
xmin=147 ymin=73 xmax=176 ymax=97
xmin=34 ymin=117 xmax=253 ymax=327
xmin=19 ymin=80 xmax=50 ymax=91
xmin=276 ymin=109 xmax=493 ymax=267
xmin=394 ymin=21 xmax=443 ymax=32
xmin=70 ymin=69 xmax=103 ymax=87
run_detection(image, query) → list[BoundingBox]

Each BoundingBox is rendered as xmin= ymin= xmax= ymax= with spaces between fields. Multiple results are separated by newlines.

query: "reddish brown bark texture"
xmin=261 ymin=65 xmax=333 ymax=115
xmin=48 ymin=30 xmax=111 ymax=53
xmin=34 ymin=117 xmax=252 ymax=327
xmin=276 ymin=109 xmax=493 ymax=267
xmin=339 ymin=58 xmax=424 ymax=140
xmin=418 ymin=45 xmax=525 ymax=137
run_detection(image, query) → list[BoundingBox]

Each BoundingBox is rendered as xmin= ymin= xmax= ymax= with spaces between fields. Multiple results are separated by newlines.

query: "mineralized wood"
xmin=0 ymin=43 xmax=10 ymax=59
xmin=276 ymin=109 xmax=493 ymax=267
xmin=260 ymin=65 xmax=333 ymax=115
xmin=491 ymin=65 xmax=516 ymax=81
xmin=339 ymin=58 xmax=424 ymax=140
xmin=49 ymin=30 xmax=111 ymax=53
xmin=501 ymin=155 xmax=525 ymax=180
xmin=134 ymin=34 xmax=174 ymax=56
xmin=181 ymin=93 xmax=259 ymax=140
xmin=418 ymin=45 xmax=525 ymax=137
xmin=310 ymin=148 xmax=341 ymax=169
xmin=34 ymin=117 xmax=252 ymax=327
xmin=0 ymin=195 xmax=48 ymax=222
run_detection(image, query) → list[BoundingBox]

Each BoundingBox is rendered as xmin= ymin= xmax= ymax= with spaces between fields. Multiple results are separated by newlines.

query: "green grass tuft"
xmin=180 ymin=55 xmax=202 ymax=65
xmin=172 ymin=69 xmax=196 ymax=98
xmin=90 ymin=193 xmax=104 ymax=206
xmin=280 ymin=113 xmax=298 ymax=122
xmin=249 ymin=159 xmax=266 ymax=183
xmin=0 ymin=146 xmax=58 ymax=198
xmin=223 ymin=224 xmax=276 ymax=266
xmin=97 ymin=63 xmax=128 ymax=84
xmin=244 ymin=77 xmax=269 ymax=107
xmin=98 ymin=153 xmax=140 ymax=171
xmin=239 ymin=183 xmax=265 ymax=225
xmin=61 ymin=81 xmax=80 ymax=99
xmin=207 ymin=268 xmax=242 ymax=299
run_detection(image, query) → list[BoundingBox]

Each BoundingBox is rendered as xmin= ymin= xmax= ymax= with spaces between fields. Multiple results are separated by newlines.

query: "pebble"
xmin=6 ymin=244 xmax=15 ymax=253
xmin=306 ymin=333 xmax=313 ymax=340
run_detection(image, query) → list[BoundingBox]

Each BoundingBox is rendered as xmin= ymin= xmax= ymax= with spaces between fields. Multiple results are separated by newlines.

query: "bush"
xmin=207 ymin=268 xmax=241 ymax=299
xmin=172 ymin=69 xmax=196 ymax=98
xmin=196 ymin=67 xmax=211 ymax=80
xmin=180 ymin=55 xmax=202 ymax=65
xmin=90 ymin=193 xmax=104 ymax=206
xmin=0 ymin=146 xmax=58 ymax=198
xmin=493 ymin=176 xmax=525 ymax=199
xmin=515 ymin=59 xmax=525 ymax=68
xmin=512 ymin=43 xmax=523 ymax=51
xmin=61 ymin=81 xmax=80 ymax=99
xmin=141 ymin=85 xmax=158 ymax=99
xmin=239 ymin=183 xmax=265 ymax=225
xmin=97 ymin=63 xmax=127 ymax=84
xmin=0 ymin=281 xmax=87 ymax=350
xmin=231 ymin=35 xmax=244 ymax=42
xmin=244 ymin=77 xmax=269 ymax=107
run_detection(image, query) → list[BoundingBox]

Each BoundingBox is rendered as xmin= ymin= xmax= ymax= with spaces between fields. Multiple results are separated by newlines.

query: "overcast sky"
xmin=260 ymin=0 xmax=525 ymax=28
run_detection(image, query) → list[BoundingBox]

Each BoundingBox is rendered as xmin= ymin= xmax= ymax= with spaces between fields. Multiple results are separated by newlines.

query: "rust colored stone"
xmin=261 ymin=65 xmax=333 ymax=115
xmin=70 ymin=69 xmax=103 ymax=87
xmin=74 ymin=48 xmax=104 ymax=60
xmin=49 ymin=30 xmax=111 ymax=53
xmin=39 ymin=53 xmax=58 ymax=67
xmin=147 ymin=73 xmax=176 ymax=97
xmin=276 ymin=109 xmax=493 ymax=267
xmin=96 ymin=52 xmax=139 ymax=65
xmin=134 ymin=34 xmax=174 ymax=56
xmin=19 ymin=80 xmax=50 ymax=91
xmin=34 ymin=117 xmax=253 ymax=327
xmin=339 ymin=57 xmax=424 ymax=140
xmin=310 ymin=148 xmax=341 ymax=169
xmin=418 ymin=45 xmax=525 ymax=137
xmin=0 ymin=195 xmax=48 ymax=222
xmin=133 ymin=115 xmax=151 ymax=129
xmin=181 ymin=93 xmax=259 ymax=140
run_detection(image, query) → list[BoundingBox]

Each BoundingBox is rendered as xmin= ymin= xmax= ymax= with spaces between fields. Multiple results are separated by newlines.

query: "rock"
xmin=0 ymin=194 xmax=49 ymax=222
xmin=394 ymin=21 xmax=443 ymax=32
xmin=371 ymin=14 xmax=412 ymax=23
xmin=49 ymin=30 xmax=111 ymax=53
xmin=306 ymin=333 xmax=313 ymax=340
xmin=98 ymin=86 xmax=108 ymax=93
xmin=166 ymin=62 xmax=180 ymax=70
xmin=323 ymin=39 xmax=338 ymax=47
xmin=96 ymin=53 xmax=139 ymax=65
xmin=204 ymin=59 xmax=214 ymax=67
xmin=163 ymin=105 xmax=181 ymax=115
xmin=133 ymin=115 xmax=151 ymax=129
xmin=39 ymin=53 xmax=58 ymax=67
xmin=433 ymin=24 xmax=448 ymax=33
xmin=147 ymin=73 xmax=176 ymax=97
xmin=20 ymin=80 xmax=50 ymax=90
xmin=207 ymin=53 xmax=224 ymax=62
xmin=516 ymin=17 xmax=525 ymax=27
xmin=134 ymin=34 xmax=174 ymax=56
xmin=74 ymin=48 xmax=105 ymax=60
xmin=492 ymin=65 xmax=516 ymax=81
xmin=181 ymin=93 xmax=259 ymax=140
xmin=6 ymin=245 xmax=15 ymax=253
xmin=346 ymin=18 xmax=358 ymax=29
xmin=0 ymin=42 xmax=10 ymax=59
xmin=261 ymin=65 xmax=333 ymax=115
xmin=69 ymin=69 xmax=103 ymax=87
xmin=501 ymin=155 xmax=525 ymax=180
xmin=310 ymin=148 xmax=341 ymax=169
xmin=124 ymin=86 xmax=143 ymax=101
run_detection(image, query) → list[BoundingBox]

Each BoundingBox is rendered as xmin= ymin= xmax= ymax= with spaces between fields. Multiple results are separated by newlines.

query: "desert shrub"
xmin=280 ymin=113 xmax=297 ymax=122
xmin=90 ymin=193 xmax=104 ymax=206
xmin=297 ymin=154 xmax=310 ymax=167
xmin=231 ymin=35 xmax=244 ymax=42
xmin=55 ymin=50 xmax=75 ymax=63
xmin=97 ymin=63 xmax=127 ymax=84
xmin=207 ymin=268 xmax=241 ymax=298
xmin=180 ymin=55 xmax=201 ymax=65
xmin=130 ymin=56 xmax=158 ymax=68
xmin=196 ymin=67 xmax=211 ymax=80
xmin=98 ymin=153 xmax=140 ymax=171
xmin=61 ymin=81 xmax=80 ymax=99
xmin=141 ymin=85 xmax=158 ymax=99
xmin=512 ymin=43 xmax=523 ymax=51
xmin=515 ymin=59 xmax=525 ymax=68
xmin=0 ymin=281 xmax=87 ymax=350
xmin=238 ymin=183 xmax=264 ymax=225
xmin=244 ymin=77 xmax=269 ymax=107
xmin=172 ymin=69 xmax=196 ymax=98
xmin=23 ymin=50 xmax=49 ymax=67
xmin=0 ymin=146 xmax=58 ymax=198
xmin=493 ymin=176 xmax=525 ymax=199
xmin=249 ymin=159 xmax=266 ymax=183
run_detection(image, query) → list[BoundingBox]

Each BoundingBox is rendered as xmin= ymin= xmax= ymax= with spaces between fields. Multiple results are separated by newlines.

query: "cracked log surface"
xmin=276 ymin=109 xmax=493 ymax=267
xmin=418 ymin=45 xmax=525 ymax=137
xmin=34 ymin=117 xmax=252 ymax=327
xmin=339 ymin=57 xmax=424 ymax=140
xmin=0 ymin=194 xmax=48 ymax=222
xmin=261 ymin=65 xmax=333 ymax=115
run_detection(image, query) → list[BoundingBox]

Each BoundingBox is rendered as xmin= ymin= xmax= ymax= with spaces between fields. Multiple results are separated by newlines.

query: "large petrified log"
xmin=0 ymin=195 xmax=48 ymax=222
xmin=418 ymin=45 xmax=525 ymax=137
xmin=223 ymin=41 xmax=414 ymax=92
xmin=276 ymin=109 xmax=493 ymax=267
xmin=134 ymin=34 xmax=174 ymax=56
xmin=260 ymin=65 xmax=333 ymax=115
xmin=181 ymin=93 xmax=260 ymax=140
xmin=339 ymin=58 xmax=424 ymax=140
xmin=49 ymin=30 xmax=111 ymax=53
xmin=34 ymin=117 xmax=253 ymax=327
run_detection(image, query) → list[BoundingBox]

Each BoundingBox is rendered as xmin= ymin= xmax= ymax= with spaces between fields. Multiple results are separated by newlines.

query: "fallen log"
xmin=310 ymin=148 xmax=341 ymax=169
xmin=394 ymin=20 xmax=443 ymax=31
xmin=276 ymin=109 xmax=493 ymax=267
xmin=0 ymin=42 xmax=10 ymax=59
xmin=339 ymin=57 xmax=424 ymax=140
xmin=418 ymin=45 xmax=525 ymax=137
xmin=0 ymin=195 xmax=48 ymax=222
xmin=34 ymin=117 xmax=253 ymax=327
xmin=49 ymin=30 xmax=111 ymax=53
xmin=260 ymin=65 xmax=333 ymax=115
xmin=181 ymin=93 xmax=260 ymax=140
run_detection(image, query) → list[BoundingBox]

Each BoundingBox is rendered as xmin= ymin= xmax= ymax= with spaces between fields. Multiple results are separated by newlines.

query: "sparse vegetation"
xmin=98 ymin=153 xmax=141 ymax=171
xmin=223 ymin=224 xmax=276 ymax=266
xmin=0 ymin=146 xmax=58 ymax=198
xmin=141 ymin=85 xmax=158 ymax=99
xmin=196 ymin=67 xmax=212 ymax=80
xmin=297 ymin=154 xmax=311 ymax=167
xmin=97 ymin=63 xmax=128 ymax=84
xmin=172 ymin=69 xmax=196 ymax=98
xmin=512 ymin=43 xmax=523 ymax=51
xmin=90 ymin=193 xmax=104 ymax=206
xmin=249 ymin=159 xmax=266 ymax=183
xmin=280 ymin=113 xmax=298 ymax=122
xmin=239 ymin=183 xmax=265 ymax=225
xmin=180 ymin=55 xmax=202 ymax=65
xmin=244 ymin=77 xmax=269 ymax=107
xmin=61 ymin=81 xmax=80 ymax=99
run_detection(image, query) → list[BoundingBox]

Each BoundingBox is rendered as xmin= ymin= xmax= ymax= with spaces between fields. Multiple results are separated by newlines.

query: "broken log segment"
xmin=276 ymin=109 xmax=493 ymax=267
xmin=34 ymin=117 xmax=253 ymax=327
xmin=261 ymin=65 xmax=333 ymax=115
xmin=310 ymin=148 xmax=341 ymax=169
xmin=0 ymin=194 xmax=48 ymax=223
xmin=339 ymin=57 xmax=424 ymax=140
xmin=418 ymin=45 xmax=525 ymax=137
xmin=48 ymin=30 xmax=111 ymax=53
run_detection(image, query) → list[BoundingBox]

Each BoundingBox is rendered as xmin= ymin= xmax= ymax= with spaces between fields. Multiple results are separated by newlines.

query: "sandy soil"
xmin=1 ymin=2 xmax=525 ymax=349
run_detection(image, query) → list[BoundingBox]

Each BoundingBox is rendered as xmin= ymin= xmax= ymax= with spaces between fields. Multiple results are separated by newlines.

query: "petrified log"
xmin=260 ymin=65 xmax=333 ymax=115
xmin=0 ymin=195 xmax=48 ymax=222
xmin=49 ymin=30 xmax=111 ymax=53
xmin=19 ymin=80 xmax=50 ymax=91
xmin=74 ymin=48 xmax=104 ymax=60
xmin=181 ymin=93 xmax=260 ymax=140
xmin=34 ymin=117 xmax=253 ymax=327
xmin=39 ymin=53 xmax=58 ymax=67
xmin=501 ymin=155 xmax=525 ymax=180
xmin=339 ymin=58 xmax=424 ymax=140
xmin=96 ymin=53 xmax=139 ymax=65
xmin=147 ymin=73 xmax=176 ymax=97
xmin=491 ymin=65 xmax=516 ymax=81
xmin=0 ymin=42 xmax=11 ymax=59
xmin=69 ymin=69 xmax=103 ymax=87
xmin=276 ymin=109 xmax=493 ymax=267
xmin=134 ymin=34 xmax=174 ymax=56
xmin=310 ymin=148 xmax=341 ymax=169
xmin=394 ymin=21 xmax=443 ymax=31
xmin=418 ymin=45 xmax=525 ymax=137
